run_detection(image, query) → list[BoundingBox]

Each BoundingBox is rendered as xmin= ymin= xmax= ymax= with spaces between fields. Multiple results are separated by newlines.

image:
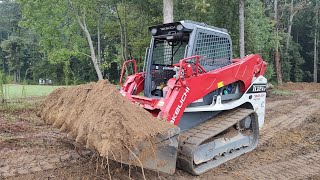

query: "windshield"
xmin=152 ymin=39 xmax=188 ymax=66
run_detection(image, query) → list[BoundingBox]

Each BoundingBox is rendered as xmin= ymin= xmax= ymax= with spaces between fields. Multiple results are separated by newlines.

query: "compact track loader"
xmin=119 ymin=20 xmax=267 ymax=175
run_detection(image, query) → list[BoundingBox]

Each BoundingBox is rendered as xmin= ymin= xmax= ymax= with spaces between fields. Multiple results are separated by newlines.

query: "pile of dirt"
xmin=278 ymin=82 xmax=320 ymax=91
xmin=37 ymin=80 xmax=174 ymax=164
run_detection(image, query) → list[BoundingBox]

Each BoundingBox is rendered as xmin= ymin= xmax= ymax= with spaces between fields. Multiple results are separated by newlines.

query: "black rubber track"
xmin=177 ymin=108 xmax=259 ymax=175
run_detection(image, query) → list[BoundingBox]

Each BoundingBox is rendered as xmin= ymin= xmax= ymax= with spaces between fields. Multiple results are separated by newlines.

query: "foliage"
xmin=245 ymin=0 xmax=275 ymax=60
xmin=0 ymin=0 xmax=316 ymax=85
xmin=245 ymin=0 xmax=275 ymax=80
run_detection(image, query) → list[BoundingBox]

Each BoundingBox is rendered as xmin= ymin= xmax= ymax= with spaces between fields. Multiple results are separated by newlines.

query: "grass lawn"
xmin=271 ymin=89 xmax=295 ymax=96
xmin=2 ymin=84 xmax=68 ymax=99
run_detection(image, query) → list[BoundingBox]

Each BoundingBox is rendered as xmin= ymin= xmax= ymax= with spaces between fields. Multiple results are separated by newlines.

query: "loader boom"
xmin=120 ymin=54 xmax=266 ymax=127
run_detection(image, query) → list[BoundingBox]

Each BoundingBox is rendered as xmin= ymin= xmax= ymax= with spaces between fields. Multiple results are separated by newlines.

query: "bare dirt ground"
xmin=1 ymin=83 xmax=320 ymax=180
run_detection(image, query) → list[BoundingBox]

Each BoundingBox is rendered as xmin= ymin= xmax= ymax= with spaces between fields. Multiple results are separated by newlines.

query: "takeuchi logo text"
xmin=170 ymin=87 xmax=190 ymax=124
xmin=252 ymin=85 xmax=266 ymax=92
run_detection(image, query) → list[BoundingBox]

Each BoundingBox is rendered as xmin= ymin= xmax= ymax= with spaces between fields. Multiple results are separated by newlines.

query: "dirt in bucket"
xmin=37 ymin=80 xmax=174 ymax=164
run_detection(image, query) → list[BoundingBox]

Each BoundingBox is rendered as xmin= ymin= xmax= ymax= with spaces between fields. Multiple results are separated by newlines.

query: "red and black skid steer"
xmin=119 ymin=20 xmax=267 ymax=175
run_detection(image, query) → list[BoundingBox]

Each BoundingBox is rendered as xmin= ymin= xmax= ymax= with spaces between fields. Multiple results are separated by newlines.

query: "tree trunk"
xmin=115 ymin=4 xmax=130 ymax=76
xmin=16 ymin=47 xmax=21 ymax=83
xmin=24 ymin=68 xmax=30 ymax=82
xmin=97 ymin=24 xmax=101 ymax=66
xmin=82 ymin=19 xmax=103 ymax=80
xmin=124 ymin=4 xmax=129 ymax=60
xmin=314 ymin=3 xmax=319 ymax=83
xmin=115 ymin=5 xmax=127 ymax=61
xmin=239 ymin=0 xmax=245 ymax=58
xmin=163 ymin=0 xmax=173 ymax=65
xmin=18 ymin=69 xmax=20 ymax=83
xmin=163 ymin=0 xmax=173 ymax=23
xmin=13 ymin=71 xmax=17 ymax=84
xmin=67 ymin=0 xmax=103 ymax=80
xmin=286 ymin=0 xmax=294 ymax=55
xmin=274 ymin=0 xmax=283 ymax=85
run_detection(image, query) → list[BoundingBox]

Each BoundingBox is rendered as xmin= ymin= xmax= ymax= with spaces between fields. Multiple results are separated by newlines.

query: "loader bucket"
xmin=113 ymin=127 xmax=180 ymax=174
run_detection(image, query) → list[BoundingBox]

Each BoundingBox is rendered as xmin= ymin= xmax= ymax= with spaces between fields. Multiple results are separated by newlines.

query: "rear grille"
xmin=195 ymin=31 xmax=232 ymax=71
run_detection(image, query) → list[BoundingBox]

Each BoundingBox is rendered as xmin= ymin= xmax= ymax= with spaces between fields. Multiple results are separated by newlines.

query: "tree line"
xmin=0 ymin=0 xmax=319 ymax=85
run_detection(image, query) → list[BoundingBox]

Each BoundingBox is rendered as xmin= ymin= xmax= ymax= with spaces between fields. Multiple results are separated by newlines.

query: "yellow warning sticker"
xmin=217 ymin=81 xmax=224 ymax=88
